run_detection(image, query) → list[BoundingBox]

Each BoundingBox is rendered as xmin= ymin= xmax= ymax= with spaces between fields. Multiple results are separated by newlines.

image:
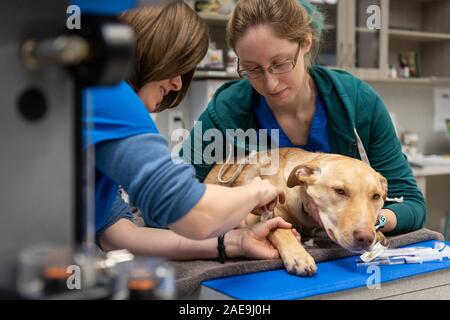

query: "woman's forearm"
xmin=170 ymin=178 xmax=284 ymax=240
xmin=379 ymin=208 xmax=397 ymax=233
xmin=99 ymin=219 xmax=242 ymax=260
xmin=169 ymin=184 xmax=261 ymax=239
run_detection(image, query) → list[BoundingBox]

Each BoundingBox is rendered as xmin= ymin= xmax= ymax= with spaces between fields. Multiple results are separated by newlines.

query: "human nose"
xmin=263 ymin=71 xmax=279 ymax=92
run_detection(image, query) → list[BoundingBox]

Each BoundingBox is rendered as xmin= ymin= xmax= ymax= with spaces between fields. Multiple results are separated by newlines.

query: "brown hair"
xmin=226 ymin=0 xmax=324 ymax=68
xmin=121 ymin=0 xmax=209 ymax=111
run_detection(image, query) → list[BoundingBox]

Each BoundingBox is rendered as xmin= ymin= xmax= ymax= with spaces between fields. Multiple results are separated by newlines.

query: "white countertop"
xmin=413 ymin=165 xmax=450 ymax=177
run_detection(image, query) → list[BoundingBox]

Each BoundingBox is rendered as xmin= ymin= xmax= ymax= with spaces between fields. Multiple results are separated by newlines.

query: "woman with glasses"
xmin=181 ymin=0 xmax=426 ymax=237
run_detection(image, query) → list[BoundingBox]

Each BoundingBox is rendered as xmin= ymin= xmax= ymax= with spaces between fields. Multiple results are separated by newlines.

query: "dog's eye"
xmin=372 ymin=193 xmax=381 ymax=200
xmin=334 ymin=188 xmax=346 ymax=196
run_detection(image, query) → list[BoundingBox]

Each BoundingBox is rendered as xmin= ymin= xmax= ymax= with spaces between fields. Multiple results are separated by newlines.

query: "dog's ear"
xmin=376 ymin=172 xmax=388 ymax=200
xmin=287 ymin=164 xmax=320 ymax=188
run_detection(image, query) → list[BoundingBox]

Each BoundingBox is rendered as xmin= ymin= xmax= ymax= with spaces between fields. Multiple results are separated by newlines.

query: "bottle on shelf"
xmin=388 ymin=64 xmax=398 ymax=79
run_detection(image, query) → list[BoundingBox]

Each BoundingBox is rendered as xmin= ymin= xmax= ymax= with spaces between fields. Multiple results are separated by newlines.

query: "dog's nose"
xmin=353 ymin=228 xmax=375 ymax=249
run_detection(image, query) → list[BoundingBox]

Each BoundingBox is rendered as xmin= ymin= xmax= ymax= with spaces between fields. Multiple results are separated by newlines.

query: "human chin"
xmin=266 ymin=88 xmax=290 ymax=105
xmin=140 ymin=96 xmax=159 ymax=113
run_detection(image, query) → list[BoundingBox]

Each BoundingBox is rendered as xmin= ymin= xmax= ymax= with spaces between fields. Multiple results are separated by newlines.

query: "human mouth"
xmin=269 ymin=88 xmax=287 ymax=98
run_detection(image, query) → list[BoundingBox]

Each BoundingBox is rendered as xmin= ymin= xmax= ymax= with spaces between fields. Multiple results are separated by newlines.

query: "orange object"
xmin=44 ymin=266 xmax=69 ymax=280
xmin=128 ymin=278 xmax=156 ymax=291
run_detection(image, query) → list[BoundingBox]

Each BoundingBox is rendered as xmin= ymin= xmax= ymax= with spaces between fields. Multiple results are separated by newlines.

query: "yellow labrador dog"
xmin=204 ymin=148 xmax=388 ymax=276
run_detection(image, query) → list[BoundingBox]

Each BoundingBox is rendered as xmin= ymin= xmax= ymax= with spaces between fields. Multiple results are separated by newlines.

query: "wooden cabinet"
xmin=316 ymin=0 xmax=389 ymax=79
xmin=314 ymin=0 xmax=450 ymax=81
xmin=347 ymin=0 xmax=389 ymax=79
xmin=309 ymin=0 xmax=344 ymax=68
xmin=311 ymin=0 xmax=387 ymax=78
xmin=388 ymin=0 xmax=450 ymax=79
xmin=352 ymin=0 xmax=450 ymax=81
xmin=194 ymin=0 xmax=450 ymax=84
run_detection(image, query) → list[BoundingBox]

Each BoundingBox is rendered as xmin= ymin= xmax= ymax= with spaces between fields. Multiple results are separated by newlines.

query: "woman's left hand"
xmin=227 ymin=217 xmax=295 ymax=260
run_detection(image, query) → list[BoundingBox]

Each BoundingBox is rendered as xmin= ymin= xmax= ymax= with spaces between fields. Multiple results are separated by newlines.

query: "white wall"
xmin=368 ymin=82 xmax=450 ymax=155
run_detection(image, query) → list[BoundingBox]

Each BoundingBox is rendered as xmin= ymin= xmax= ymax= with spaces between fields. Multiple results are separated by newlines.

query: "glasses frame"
xmin=237 ymin=43 xmax=302 ymax=79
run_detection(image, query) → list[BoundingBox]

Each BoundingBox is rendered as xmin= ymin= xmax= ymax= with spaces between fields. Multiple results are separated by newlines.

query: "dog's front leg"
xmin=269 ymin=229 xmax=317 ymax=276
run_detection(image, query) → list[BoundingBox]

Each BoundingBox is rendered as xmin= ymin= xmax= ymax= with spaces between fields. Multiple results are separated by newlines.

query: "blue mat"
xmin=202 ymin=241 xmax=450 ymax=300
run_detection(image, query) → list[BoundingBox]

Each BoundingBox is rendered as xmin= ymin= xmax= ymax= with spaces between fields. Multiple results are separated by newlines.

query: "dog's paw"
xmin=283 ymin=252 xmax=317 ymax=276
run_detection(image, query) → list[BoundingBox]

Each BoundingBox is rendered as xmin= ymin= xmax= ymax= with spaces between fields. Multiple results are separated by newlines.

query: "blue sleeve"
xmin=83 ymin=81 xmax=158 ymax=148
xmin=97 ymin=192 xmax=134 ymax=235
xmin=95 ymin=133 xmax=206 ymax=228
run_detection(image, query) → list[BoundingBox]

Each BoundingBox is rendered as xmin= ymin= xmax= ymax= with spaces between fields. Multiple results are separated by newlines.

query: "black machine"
xmin=0 ymin=0 xmax=170 ymax=298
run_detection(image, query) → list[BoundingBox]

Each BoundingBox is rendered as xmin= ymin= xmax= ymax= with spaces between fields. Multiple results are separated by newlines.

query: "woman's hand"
xmin=247 ymin=177 xmax=285 ymax=216
xmin=171 ymin=178 xmax=286 ymax=240
xmin=226 ymin=217 xmax=299 ymax=260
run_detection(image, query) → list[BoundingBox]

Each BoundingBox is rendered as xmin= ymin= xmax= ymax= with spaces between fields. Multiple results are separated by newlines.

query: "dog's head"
xmin=287 ymin=155 xmax=388 ymax=253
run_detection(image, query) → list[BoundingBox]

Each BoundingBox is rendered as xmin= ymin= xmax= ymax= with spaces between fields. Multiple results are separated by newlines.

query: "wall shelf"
xmin=198 ymin=12 xmax=229 ymax=26
xmin=193 ymin=69 xmax=450 ymax=85
xmin=355 ymin=27 xmax=379 ymax=34
xmin=194 ymin=70 xmax=239 ymax=80
xmin=389 ymin=29 xmax=450 ymax=42
xmin=324 ymin=24 xmax=336 ymax=31
xmin=362 ymin=76 xmax=450 ymax=85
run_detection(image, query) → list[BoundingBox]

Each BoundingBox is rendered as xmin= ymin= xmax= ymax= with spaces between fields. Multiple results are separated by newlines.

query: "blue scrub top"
xmin=253 ymin=94 xmax=330 ymax=152
xmin=83 ymin=81 xmax=158 ymax=233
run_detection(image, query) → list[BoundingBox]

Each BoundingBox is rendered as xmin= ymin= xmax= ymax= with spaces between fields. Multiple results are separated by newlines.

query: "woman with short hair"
xmin=89 ymin=1 xmax=291 ymax=260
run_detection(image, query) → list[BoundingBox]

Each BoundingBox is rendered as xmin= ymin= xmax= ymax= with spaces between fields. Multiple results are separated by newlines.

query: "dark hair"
xmin=121 ymin=1 xmax=209 ymax=111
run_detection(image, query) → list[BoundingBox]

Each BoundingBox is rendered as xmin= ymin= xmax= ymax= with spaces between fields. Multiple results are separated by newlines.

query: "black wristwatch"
xmin=217 ymin=234 xmax=227 ymax=264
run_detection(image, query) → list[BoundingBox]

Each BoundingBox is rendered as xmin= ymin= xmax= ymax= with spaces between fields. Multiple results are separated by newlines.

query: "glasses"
xmin=237 ymin=43 xmax=301 ymax=79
